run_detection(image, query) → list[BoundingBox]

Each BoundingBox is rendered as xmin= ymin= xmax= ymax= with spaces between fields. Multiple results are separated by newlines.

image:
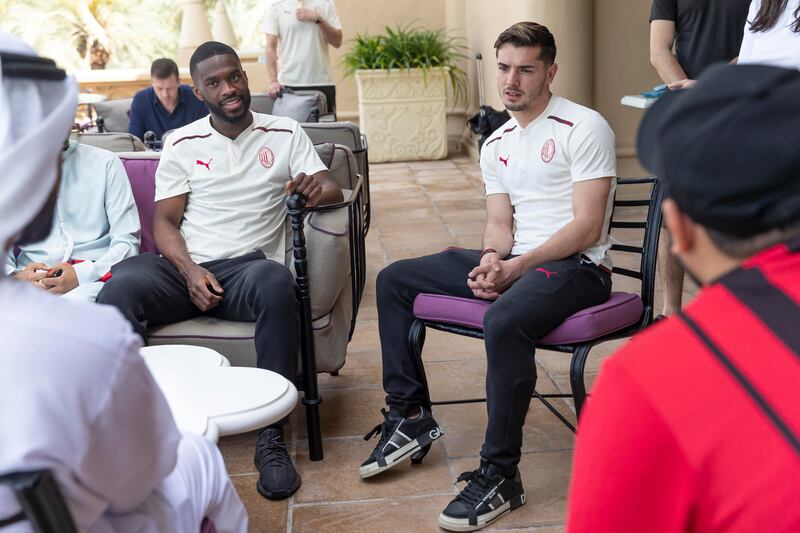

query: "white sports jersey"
xmin=156 ymin=112 xmax=327 ymax=264
xmin=480 ymin=95 xmax=617 ymax=267
xmin=262 ymin=0 xmax=343 ymax=86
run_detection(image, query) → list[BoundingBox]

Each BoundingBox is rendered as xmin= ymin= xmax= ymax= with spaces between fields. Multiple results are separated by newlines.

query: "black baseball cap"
xmin=637 ymin=63 xmax=800 ymax=237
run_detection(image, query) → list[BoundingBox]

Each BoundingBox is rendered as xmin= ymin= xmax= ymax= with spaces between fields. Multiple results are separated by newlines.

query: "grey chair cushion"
xmin=272 ymin=91 xmax=319 ymax=122
xmin=93 ymin=98 xmax=133 ymax=133
xmin=249 ymin=93 xmax=276 ymax=115
xmin=70 ymin=132 xmax=146 ymax=152
xmin=250 ymin=90 xmax=328 ymax=117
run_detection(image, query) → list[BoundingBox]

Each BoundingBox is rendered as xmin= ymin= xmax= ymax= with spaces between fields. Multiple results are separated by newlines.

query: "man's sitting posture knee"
xmin=362 ymin=22 xmax=617 ymax=531
xmin=98 ymin=40 xmax=342 ymax=501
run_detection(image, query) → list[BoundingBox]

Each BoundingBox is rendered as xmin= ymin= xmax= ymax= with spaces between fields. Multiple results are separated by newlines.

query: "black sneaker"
xmin=254 ymin=428 xmax=301 ymax=500
xmin=439 ymin=465 xmax=526 ymax=531
xmin=359 ymin=407 xmax=444 ymax=478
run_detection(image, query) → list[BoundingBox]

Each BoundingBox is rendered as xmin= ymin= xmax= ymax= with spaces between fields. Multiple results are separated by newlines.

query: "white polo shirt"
xmin=156 ymin=112 xmax=327 ymax=264
xmin=262 ymin=0 xmax=343 ymax=86
xmin=480 ymin=95 xmax=617 ymax=267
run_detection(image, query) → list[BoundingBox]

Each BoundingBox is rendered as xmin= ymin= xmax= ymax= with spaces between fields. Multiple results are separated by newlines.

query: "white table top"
xmin=140 ymin=345 xmax=298 ymax=442
xmin=621 ymin=94 xmax=656 ymax=109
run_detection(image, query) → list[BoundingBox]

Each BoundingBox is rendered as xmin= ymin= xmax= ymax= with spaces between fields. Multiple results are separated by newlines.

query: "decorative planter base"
xmin=356 ymin=68 xmax=448 ymax=162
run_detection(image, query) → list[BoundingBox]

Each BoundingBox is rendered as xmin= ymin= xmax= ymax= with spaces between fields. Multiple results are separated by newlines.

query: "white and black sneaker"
xmin=359 ymin=407 xmax=444 ymax=478
xmin=439 ymin=465 xmax=526 ymax=532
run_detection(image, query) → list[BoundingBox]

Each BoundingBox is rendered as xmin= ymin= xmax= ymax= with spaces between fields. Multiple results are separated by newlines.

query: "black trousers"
xmin=285 ymin=84 xmax=336 ymax=116
xmin=376 ymin=249 xmax=611 ymax=476
xmin=96 ymin=251 xmax=300 ymax=381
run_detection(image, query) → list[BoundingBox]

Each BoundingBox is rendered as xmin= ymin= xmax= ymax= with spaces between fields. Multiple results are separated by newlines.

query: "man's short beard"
xmin=205 ymin=90 xmax=252 ymax=124
xmin=504 ymin=101 xmax=530 ymax=112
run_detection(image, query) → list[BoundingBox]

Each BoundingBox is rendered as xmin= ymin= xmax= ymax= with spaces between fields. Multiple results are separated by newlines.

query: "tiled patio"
xmin=219 ymin=156 xmax=698 ymax=532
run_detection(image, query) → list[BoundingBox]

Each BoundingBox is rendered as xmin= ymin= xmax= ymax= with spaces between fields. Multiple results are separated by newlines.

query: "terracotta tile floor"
xmin=219 ymin=156 xmax=699 ymax=532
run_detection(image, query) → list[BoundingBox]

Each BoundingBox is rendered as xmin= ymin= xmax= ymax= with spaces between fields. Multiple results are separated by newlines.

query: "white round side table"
xmin=140 ymin=345 xmax=298 ymax=442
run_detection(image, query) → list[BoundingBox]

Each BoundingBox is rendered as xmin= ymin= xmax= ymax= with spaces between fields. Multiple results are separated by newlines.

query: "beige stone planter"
xmin=355 ymin=68 xmax=448 ymax=162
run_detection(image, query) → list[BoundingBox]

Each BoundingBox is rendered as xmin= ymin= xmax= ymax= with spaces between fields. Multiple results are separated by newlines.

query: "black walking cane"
xmin=287 ymin=193 xmax=324 ymax=461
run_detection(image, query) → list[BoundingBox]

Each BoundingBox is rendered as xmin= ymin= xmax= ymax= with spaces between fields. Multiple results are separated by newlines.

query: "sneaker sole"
xmin=359 ymin=427 xmax=443 ymax=479
xmin=437 ymin=493 xmax=526 ymax=532
xmin=256 ymin=475 xmax=301 ymax=501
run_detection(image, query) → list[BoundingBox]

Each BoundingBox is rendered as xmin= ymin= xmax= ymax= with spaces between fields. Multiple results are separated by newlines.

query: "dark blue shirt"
xmin=128 ymin=84 xmax=208 ymax=140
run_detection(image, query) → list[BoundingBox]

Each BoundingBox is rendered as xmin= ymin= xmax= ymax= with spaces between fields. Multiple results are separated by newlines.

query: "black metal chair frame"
xmin=407 ymin=177 xmax=664 ymax=436
xmin=0 ymin=470 xmax=78 ymax=533
xmin=286 ymin=174 xmax=367 ymax=461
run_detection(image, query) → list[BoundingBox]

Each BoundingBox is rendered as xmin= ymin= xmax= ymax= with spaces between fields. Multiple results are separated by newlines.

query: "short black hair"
xmin=150 ymin=58 xmax=179 ymax=80
xmin=494 ymin=22 xmax=557 ymax=65
xmin=189 ymin=41 xmax=239 ymax=81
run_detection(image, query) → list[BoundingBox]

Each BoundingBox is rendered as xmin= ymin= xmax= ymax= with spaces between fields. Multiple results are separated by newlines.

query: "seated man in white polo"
xmin=0 ymin=33 xmax=246 ymax=532
xmin=5 ymin=140 xmax=140 ymax=302
xmin=98 ymin=41 xmax=343 ymax=501
xmin=361 ymin=22 xmax=617 ymax=531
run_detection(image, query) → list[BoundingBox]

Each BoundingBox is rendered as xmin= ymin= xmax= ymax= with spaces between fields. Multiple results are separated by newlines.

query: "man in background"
xmin=263 ymin=0 xmax=342 ymax=112
xmin=649 ymin=0 xmax=750 ymax=316
xmin=129 ymin=57 xmax=208 ymax=141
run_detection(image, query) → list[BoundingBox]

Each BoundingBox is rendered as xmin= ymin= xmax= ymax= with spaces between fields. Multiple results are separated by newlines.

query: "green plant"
xmin=342 ymin=25 xmax=467 ymax=103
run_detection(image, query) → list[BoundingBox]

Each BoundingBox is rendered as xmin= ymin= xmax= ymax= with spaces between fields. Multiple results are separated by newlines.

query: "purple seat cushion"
xmin=121 ymin=158 xmax=159 ymax=254
xmin=412 ymin=291 xmax=643 ymax=345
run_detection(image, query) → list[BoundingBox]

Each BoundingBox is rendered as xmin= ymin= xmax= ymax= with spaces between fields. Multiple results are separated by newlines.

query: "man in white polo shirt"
xmin=97 ymin=41 xmax=343 ymax=501
xmin=263 ymin=0 xmax=343 ymax=112
xmin=360 ymin=23 xmax=616 ymax=531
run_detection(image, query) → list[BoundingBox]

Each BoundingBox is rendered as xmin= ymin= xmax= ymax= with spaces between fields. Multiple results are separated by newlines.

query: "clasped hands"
xmin=467 ymin=253 xmax=523 ymax=301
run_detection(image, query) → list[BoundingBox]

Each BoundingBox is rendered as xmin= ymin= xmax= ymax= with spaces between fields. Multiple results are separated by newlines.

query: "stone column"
xmin=525 ymin=0 xmax=594 ymax=107
xmin=212 ymin=0 xmax=238 ymax=48
xmin=178 ymin=0 xmax=213 ymax=67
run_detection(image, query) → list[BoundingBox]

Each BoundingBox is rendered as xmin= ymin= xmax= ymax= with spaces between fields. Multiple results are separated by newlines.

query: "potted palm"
xmin=342 ymin=26 xmax=467 ymax=162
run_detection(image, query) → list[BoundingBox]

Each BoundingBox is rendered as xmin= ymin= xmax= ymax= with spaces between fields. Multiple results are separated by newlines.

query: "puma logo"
xmin=499 ymin=155 xmax=510 ymax=167
xmin=536 ymin=267 xmax=558 ymax=279
xmin=196 ymin=158 xmax=212 ymax=170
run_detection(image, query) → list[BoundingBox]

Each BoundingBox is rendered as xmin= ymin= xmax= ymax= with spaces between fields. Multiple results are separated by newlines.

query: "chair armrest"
xmin=307 ymin=174 xmax=363 ymax=214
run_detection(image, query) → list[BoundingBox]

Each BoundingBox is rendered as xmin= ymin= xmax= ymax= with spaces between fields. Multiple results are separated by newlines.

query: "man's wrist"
xmin=480 ymin=247 xmax=499 ymax=259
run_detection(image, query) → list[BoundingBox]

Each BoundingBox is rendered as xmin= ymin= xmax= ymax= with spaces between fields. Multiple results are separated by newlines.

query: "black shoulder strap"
xmin=719 ymin=267 xmax=800 ymax=357
xmin=680 ymin=312 xmax=800 ymax=457
xmin=678 ymin=266 xmax=800 ymax=457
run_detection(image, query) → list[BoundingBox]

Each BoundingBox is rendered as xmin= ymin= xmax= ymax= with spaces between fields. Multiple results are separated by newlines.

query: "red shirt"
xmin=566 ymin=242 xmax=800 ymax=533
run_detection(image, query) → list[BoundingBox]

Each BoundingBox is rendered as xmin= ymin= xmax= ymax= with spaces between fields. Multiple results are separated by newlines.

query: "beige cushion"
xmin=250 ymin=90 xmax=329 ymax=116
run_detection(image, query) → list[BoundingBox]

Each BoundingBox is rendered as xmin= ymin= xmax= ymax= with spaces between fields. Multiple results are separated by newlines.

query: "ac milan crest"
xmin=259 ymin=147 xmax=275 ymax=168
xmin=541 ymin=139 xmax=556 ymax=163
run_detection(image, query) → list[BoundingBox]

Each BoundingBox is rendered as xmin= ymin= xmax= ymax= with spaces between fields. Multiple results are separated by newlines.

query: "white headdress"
xmin=0 ymin=33 xmax=78 ymax=249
